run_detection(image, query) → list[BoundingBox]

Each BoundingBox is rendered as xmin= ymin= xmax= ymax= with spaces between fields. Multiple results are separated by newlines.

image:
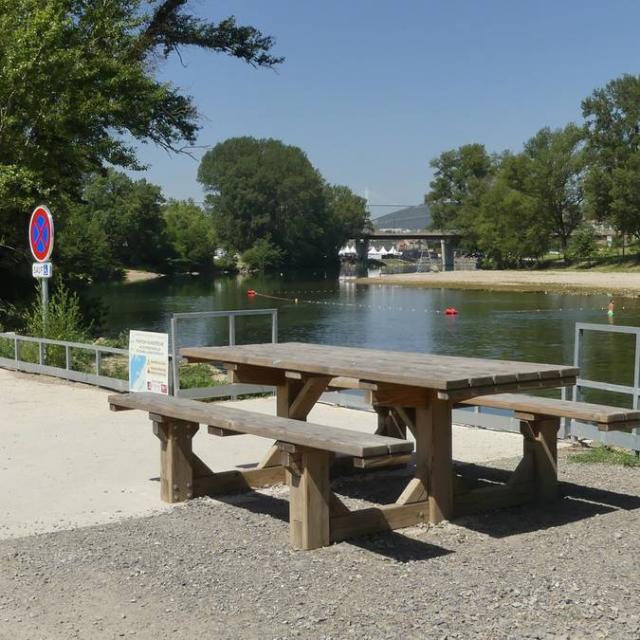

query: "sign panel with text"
xmin=129 ymin=330 xmax=169 ymax=395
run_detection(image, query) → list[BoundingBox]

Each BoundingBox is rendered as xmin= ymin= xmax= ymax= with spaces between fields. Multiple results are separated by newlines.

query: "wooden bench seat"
xmin=108 ymin=392 xmax=415 ymax=550
xmin=460 ymin=393 xmax=640 ymax=432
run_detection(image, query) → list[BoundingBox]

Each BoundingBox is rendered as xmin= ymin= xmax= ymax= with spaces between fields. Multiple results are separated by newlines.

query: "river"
xmin=89 ymin=271 xmax=640 ymax=406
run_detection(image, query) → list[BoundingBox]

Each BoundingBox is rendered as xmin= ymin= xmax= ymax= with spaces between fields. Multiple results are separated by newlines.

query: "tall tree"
xmin=582 ymin=74 xmax=640 ymax=238
xmin=502 ymin=124 xmax=585 ymax=259
xmin=164 ymin=199 xmax=217 ymax=271
xmin=75 ymin=170 xmax=169 ymax=269
xmin=0 ymin=0 xmax=281 ymax=270
xmin=323 ymin=184 xmax=371 ymax=248
xmin=198 ymin=137 xmax=367 ymax=268
xmin=425 ymin=144 xmax=496 ymax=231
xmin=474 ymin=177 xmax=549 ymax=268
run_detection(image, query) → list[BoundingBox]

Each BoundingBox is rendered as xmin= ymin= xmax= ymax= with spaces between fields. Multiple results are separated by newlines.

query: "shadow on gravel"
xmin=210 ymin=487 xmax=452 ymax=562
xmin=453 ymin=462 xmax=640 ymax=539
xmin=341 ymin=532 xmax=453 ymax=562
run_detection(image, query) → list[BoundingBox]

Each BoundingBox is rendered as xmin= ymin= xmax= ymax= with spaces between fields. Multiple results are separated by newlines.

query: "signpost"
xmin=129 ymin=331 xmax=170 ymax=395
xmin=28 ymin=205 xmax=54 ymax=328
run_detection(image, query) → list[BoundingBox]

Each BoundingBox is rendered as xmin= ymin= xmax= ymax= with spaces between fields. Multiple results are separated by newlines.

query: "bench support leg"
xmin=521 ymin=416 xmax=559 ymax=503
xmin=286 ymin=448 xmax=331 ymax=550
xmin=153 ymin=419 xmax=199 ymax=503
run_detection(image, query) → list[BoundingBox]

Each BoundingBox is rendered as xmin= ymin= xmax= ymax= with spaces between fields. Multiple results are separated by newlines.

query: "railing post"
xmin=573 ymin=326 xmax=582 ymax=403
xmin=170 ymin=316 xmax=179 ymax=397
xmin=38 ymin=340 xmax=45 ymax=366
xmin=14 ymin=336 xmax=19 ymax=370
xmin=95 ymin=349 xmax=101 ymax=376
xmin=228 ymin=314 xmax=236 ymax=346
xmin=633 ymin=332 xmax=640 ymax=410
xmin=65 ymin=345 xmax=71 ymax=379
xmin=272 ymin=310 xmax=278 ymax=343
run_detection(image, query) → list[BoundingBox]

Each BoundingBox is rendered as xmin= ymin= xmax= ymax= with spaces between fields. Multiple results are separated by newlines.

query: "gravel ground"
xmin=2 ymin=451 xmax=640 ymax=640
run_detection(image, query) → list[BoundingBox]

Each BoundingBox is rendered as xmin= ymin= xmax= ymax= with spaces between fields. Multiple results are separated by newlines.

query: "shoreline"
xmin=356 ymin=270 xmax=640 ymax=297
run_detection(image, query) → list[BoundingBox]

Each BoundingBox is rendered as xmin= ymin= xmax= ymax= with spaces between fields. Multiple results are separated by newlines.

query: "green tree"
xmin=198 ymin=137 xmax=358 ymax=268
xmin=79 ymin=171 xmax=169 ymax=269
xmin=164 ymin=199 xmax=217 ymax=271
xmin=0 ymin=0 xmax=281 ymax=271
xmin=425 ymin=144 xmax=497 ymax=231
xmin=568 ymin=223 xmax=597 ymax=262
xmin=582 ymin=74 xmax=640 ymax=239
xmin=324 ymin=184 xmax=371 ymax=246
xmin=241 ymin=237 xmax=284 ymax=271
xmin=56 ymin=206 xmax=121 ymax=284
xmin=474 ymin=178 xmax=549 ymax=268
xmin=513 ymin=124 xmax=586 ymax=259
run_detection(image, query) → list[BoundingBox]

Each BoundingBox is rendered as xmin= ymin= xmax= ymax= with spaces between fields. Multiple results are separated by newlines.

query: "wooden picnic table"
xmin=181 ymin=342 xmax=578 ymax=530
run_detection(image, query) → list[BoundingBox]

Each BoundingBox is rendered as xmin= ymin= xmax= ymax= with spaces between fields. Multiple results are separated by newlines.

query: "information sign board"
xmin=129 ymin=331 xmax=169 ymax=395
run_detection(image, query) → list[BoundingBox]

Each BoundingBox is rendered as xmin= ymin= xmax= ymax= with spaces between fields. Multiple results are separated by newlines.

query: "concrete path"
xmin=0 ymin=369 xmax=533 ymax=540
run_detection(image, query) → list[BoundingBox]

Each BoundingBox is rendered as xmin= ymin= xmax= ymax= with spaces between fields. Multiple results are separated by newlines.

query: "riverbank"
xmin=357 ymin=270 xmax=640 ymax=296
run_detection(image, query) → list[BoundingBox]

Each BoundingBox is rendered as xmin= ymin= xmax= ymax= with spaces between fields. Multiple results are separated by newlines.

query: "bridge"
xmin=349 ymin=230 xmax=461 ymax=272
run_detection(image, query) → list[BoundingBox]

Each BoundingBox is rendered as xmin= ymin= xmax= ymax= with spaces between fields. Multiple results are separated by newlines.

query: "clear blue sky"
xmin=132 ymin=0 xmax=640 ymax=215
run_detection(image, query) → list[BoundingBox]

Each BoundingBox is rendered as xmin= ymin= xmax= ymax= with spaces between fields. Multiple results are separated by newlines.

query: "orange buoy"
xmin=444 ymin=307 xmax=458 ymax=316
xmin=247 ymin=289 xmax=257 ymax=297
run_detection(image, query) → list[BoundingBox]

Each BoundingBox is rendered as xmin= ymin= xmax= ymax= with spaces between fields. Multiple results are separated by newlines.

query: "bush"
xmin=568 ymin=224 xmax=598 ymax=262
xmin=241 ymin=238 xmax=284 ymax=271
xmin=21 ymin=283 xmax=92 ymax=368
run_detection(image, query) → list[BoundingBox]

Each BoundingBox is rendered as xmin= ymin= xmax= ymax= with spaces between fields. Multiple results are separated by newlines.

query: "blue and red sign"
xmin=29 ymin=205 xmax=54 ymax=262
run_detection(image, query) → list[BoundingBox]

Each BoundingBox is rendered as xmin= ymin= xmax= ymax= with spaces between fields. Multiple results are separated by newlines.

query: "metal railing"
xmin=170 ymin=309 xmax=278 ymax=400
xmin=0 ymin=332 xmax=129 ymax=391
xmin=560 ymin=322 xmax=640 ymax=450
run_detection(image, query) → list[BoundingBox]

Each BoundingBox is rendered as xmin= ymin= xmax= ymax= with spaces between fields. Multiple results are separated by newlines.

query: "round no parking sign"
xmin=29 ymin=205 xmax=54 ymax=262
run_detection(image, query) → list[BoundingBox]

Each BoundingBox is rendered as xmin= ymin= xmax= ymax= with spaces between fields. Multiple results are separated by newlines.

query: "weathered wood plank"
xmin=288 ymin=448 xmax=331 ymax=550
xmin=352 ymin=453 xmax=412 ymax=469
xmin=109 ymin=393 xmax=413 ymax=458
xmin=330 ymin=501 xmax=429 ymax=542
xmin=179 ymin=343 xmax=579 ymax=393
xmin=522 ymin=417 xmax=559 ymax=503
xmin=192 ymin=466 xmax=285 ymax=497
xmin=461 ymin=392 xmax=640 ymax=426
xmin=208 ymin=426 xmax=244 ymax=437
xmin=424 ymin=396 xmax=454 ymax=524
xmin=152 ymin=419 xmax=199 ymax=503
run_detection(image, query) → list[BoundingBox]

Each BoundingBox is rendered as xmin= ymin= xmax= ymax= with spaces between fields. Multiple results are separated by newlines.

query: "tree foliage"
xmin=241 ymin=237 xmax=284 ymax=272
xmin=78 ymin=170 xmax=170 ymax=269
xmin=164 ymin=199 xmax=217 ymax=271
xmin=474 ymin=177 xmax=549 ymax=268
xmin=425 ymin=144 xmax=496 ymax=231
xmin=0 ymin=0 xmax=281 ymax=266
xmin=516 ymin=125 xmax=585 ymax=256
xmin=198 ymin=137 xmax=369 ymax=268
xmin=426 ymin=128 xmax=586 ymax=262
xmin=583 ymin=75 xmax=640 ymax=239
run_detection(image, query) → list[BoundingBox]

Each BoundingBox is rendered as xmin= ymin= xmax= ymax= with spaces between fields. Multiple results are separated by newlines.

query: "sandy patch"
xmin=358 ymin=269 xmax=640 ymax=296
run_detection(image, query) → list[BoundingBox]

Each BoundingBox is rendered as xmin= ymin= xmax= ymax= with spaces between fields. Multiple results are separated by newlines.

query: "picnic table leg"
xmin=420 ymin=394 xmax=453 ymax=524
xmin=396 ymin=394 xmax=453 ymax=523
xmin=520 ymin=415 xmax=559 ymax=503
xmin=285 ymin=447 xmax=331 ymax=550
xmin=152 ymin=418 xmax=199 ymax=503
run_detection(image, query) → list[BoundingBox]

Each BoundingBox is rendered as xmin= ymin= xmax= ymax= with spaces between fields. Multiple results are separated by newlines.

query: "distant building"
xmin=372 ymin=204 xmax=431 ymax=232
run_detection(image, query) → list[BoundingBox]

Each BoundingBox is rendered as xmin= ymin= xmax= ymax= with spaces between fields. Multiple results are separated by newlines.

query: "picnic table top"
xmin=180 ymin=342 xmax=578 ymax=393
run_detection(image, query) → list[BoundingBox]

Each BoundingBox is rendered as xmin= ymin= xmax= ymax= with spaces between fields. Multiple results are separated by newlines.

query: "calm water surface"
xmin=90 ymin=272 xmax=640 ymax=406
